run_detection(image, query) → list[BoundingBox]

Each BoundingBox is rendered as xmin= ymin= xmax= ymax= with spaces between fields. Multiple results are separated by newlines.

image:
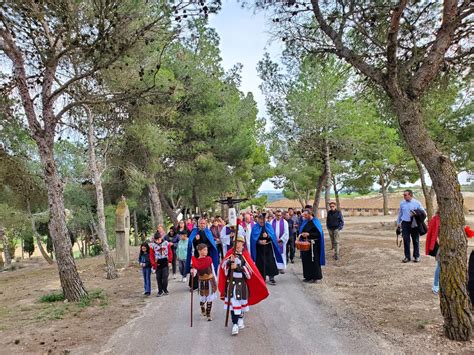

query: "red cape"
xmin=218 ymin=248 xmax=269 ymax=306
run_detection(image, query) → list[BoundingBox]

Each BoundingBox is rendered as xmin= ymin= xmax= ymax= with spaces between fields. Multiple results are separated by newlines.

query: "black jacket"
xmin=412 ymin=209 xmax=427 ymax=236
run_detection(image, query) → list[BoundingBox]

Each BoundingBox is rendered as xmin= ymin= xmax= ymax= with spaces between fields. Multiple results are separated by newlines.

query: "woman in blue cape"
xmin=298 ymin=209 xmax=325 ymax=282
xmin=250 ymin=213 xmax=284 ymax=285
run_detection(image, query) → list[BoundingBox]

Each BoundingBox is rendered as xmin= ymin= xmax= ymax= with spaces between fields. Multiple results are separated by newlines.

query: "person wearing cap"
xmin=299 ymin=209 xmax=325 ymax=283
xmin=250 ymin=213 xmax=284 ymax=285
xmin=191 ymin=243 xmax=218 ymax=321
xmin=218 ymin=234 xmax=269 ymax=336
xmin=326 ymin=201 xmax=344 ymax=261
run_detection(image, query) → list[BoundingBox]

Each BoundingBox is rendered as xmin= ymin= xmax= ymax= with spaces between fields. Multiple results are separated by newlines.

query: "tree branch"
xmin=310 ymin=0 xmax=384 ymax=86
xmin=386 ymin=0 xmax=408 ymax=89
xmin=408 ymin=0 xmax=460 ymax=98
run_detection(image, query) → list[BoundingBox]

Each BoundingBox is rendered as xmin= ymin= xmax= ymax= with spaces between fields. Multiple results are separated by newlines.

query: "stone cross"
xmin=115 ymin=198 xmax=130 ymax=267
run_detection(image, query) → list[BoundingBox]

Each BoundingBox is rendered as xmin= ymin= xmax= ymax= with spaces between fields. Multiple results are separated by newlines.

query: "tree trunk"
xmin=312 ymin=171 xmax=326 ymax=217
xmin=37 ymin=140 xmax=87 ymax=301
xmin=414 ymin=155 xmax=434 ymax=221
xmin=332 ymin=176 xmax=341 ymax=210
xmin=148 ymin=182 xmax=164 ymax=226
xmin=86 ymin=108 xmax=118 ymax=280
xmin=323 ymin=140 xmax=332 ymax=210
xmin=149 ymin=196 xmax=156 ymax=228
xmin=159 ymin=191 xmax=178 ymax=225
xmin=1 ymin=228 xmax=12 ymax=269
xmin=381 ymin=184 xmax=389 ymax=216
xmin=392 ymin=96 xmax=471 ymax=341
xmin=26 ymin=200 xmax=53 ymax=265
xmin=133 ymin=210 xmax=139 ymax=246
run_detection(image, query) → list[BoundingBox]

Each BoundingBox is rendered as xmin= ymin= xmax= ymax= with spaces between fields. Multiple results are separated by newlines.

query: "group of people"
xmin=137 ymin=203 xmax=345 ymax=335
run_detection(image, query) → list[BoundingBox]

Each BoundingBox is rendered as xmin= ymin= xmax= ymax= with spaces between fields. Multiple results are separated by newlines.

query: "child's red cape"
xmin=218 ymin=248 xmax=269 ymax=306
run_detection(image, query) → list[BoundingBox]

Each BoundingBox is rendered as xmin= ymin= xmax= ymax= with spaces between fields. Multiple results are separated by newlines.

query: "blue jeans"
xmin=142 ymin=267 xmax=152 ymax=294
xmin=433 ymin=261 xmax=440 ymax=293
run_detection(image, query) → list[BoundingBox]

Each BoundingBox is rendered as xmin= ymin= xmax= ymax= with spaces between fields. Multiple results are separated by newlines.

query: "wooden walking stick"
xmin=190 ymin=267 xmax=194 ymax=327
xmin=225 ymin=225 xmax=237 ymax=327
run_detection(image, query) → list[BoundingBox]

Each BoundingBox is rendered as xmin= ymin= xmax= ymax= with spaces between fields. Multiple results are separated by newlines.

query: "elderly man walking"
xmin=397 ymin=189 xmax=426 ymax=263
xmin=326 ymin=202 xmax=344 ymax=261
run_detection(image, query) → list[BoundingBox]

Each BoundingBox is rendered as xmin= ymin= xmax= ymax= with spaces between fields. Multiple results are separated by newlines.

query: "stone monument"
xmin=115 ymin=196 xmax=130 ymax=267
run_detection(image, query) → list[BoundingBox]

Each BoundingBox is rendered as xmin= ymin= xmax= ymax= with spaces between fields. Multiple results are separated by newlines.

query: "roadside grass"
xmin=34 ymin=288 xmax=108 ymax=320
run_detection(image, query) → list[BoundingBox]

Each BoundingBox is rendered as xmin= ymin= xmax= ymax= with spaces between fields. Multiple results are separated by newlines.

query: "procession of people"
xmin=137 ymin=203 xmax=331 ymax=336
xmin=137 ymin=190 xmax=472 ymax=337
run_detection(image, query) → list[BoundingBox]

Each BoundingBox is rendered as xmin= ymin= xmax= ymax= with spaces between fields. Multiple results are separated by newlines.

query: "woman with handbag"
xmin=425 ymin=210 xmax=440 ymax=294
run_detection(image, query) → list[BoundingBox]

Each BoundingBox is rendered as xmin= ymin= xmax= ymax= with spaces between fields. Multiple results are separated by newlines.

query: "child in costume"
xmin=219 ymin=234 xmax=269 ymax=336
xmin=191 ymin=243 xmax=218 ymax=321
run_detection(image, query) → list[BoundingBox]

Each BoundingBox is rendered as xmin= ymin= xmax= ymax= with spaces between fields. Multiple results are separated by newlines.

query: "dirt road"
xmin=95 ymin=265 xmax=395 ymax=355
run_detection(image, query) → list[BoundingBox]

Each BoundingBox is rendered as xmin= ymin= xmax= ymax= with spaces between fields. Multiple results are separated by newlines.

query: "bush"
xmin=39 ymin=291 xmax=65 ymax=303
xmin=23 ymin=233 xmax=35 ymax=257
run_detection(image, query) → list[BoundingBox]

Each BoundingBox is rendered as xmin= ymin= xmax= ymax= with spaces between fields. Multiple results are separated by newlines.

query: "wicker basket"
xmin=296 ymin=239 xmax=311 ymax=251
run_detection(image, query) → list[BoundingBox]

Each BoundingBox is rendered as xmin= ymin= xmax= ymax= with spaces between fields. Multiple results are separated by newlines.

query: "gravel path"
xmin=98 ymin=264 xmax=396 ymax=355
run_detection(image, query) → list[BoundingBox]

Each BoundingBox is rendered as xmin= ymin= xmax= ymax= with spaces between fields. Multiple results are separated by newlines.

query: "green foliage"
xmin=39 ymin=292 xmax=65 ymax=303
xmin=78 ymin=289 xmax=107 ymax=308
xmin=23 ymin=232 xmax=35 ymax=257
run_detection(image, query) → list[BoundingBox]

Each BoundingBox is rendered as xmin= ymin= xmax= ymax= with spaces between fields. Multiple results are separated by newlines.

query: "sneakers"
xmin=207 ymin=316 xmax=212 ymax=322
xmin=163 ymin=291 xmax=169 ymax=296
xmin=231 ymin=324 xmax=239 ymax=336
xmin=173 ymin=274 xmax=177 ymax=279
xmin=413 ymin=257 xmax=420 ymax=263
xmin=144 ymin=292 xmax=150 ymax=296
xmin=157 ymin=291 xmax=163 ymax=297
xmin=402 ymin=258 xmax=410 ymax=263
xmin=183 ymin=277 xmax=187 ymax=283
xmin=269 ymin=278 xmax=276 ymax=285
xmin=432 ymin=286 xmax=439 ymax=294
xmin=238 ymin=317 xmax=245 ymax=329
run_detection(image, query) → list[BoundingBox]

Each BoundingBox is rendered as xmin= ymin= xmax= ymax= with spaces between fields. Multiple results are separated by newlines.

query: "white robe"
xmin=220 ymin=225 xmax=246 ymax=255
xmin=273 ymin=218 xmax=289 ymax=268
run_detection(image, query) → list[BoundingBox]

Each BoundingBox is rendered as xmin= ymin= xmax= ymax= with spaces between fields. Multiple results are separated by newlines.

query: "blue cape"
xmin=250 ymin=222 xmax=284 ymax=267
xmin=299 ymin=217 xmax=325 ymax=266
xmin=185 ymin=227 xmax=219 ymax=273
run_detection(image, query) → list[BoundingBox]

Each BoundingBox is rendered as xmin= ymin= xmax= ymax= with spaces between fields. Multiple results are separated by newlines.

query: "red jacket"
xmin=149 ymin=244 xmax=173 ymax=269
xmin=425 ymin=215 xmax=440 ymax=255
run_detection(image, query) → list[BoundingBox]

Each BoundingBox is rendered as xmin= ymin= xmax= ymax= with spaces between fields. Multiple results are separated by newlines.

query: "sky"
xmin=208 ymin=4 xmax=472 ymax=193
xmin=208 ymin=3 xmax=282 ymax=191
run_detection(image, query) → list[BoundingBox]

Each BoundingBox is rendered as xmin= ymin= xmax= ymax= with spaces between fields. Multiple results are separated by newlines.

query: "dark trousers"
xmin=401 ymin=221 xmax=420 ymax=260
xmin=231 ymin=311 xmax=242 ymax=325
xmin=178 ymin=260 xmax=186 ymax=277
xmin=142 ymin=267 xmax=151 ymax=293
xmin=171 ymin=247 xmax=177 ymax=274
xmin=468 ymin=250 xmax=474 ymax=305
xmin=156 ymin=266 xmax=169 ymax=293
xmin=217 ymin=243 xmax=224 ymax=261
xmin=286 ymin=233 xmax=296 ymax=262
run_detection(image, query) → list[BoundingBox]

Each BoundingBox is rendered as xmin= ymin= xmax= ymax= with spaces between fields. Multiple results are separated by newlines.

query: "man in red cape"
xmin=218 ymin=235 xmax=268 ymax=336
